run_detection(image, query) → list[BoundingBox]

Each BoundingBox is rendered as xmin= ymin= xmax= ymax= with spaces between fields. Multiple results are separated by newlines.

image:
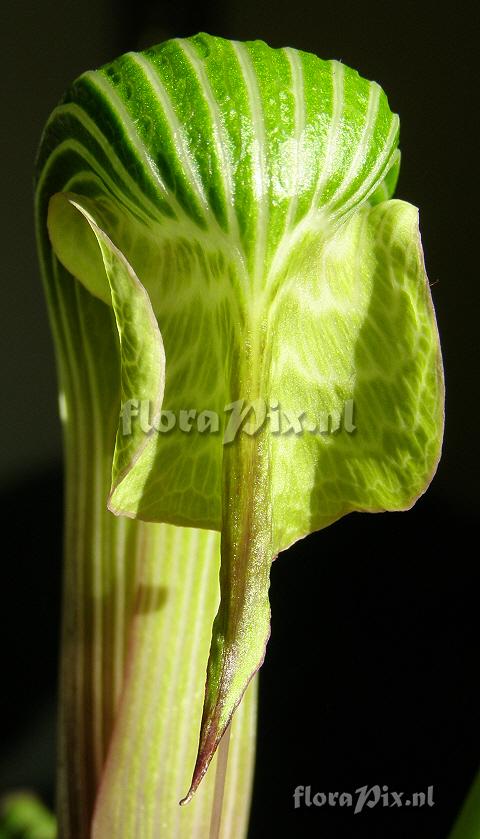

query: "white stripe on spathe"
xmin=178 ymin=39 xmax=244 ymax=249
xmin=85 ymin=72 xmax=177 ymax=209
xmin=329 ymin=81 xmax=382 ymax=207
xmin=283 ymin=47 xmax=306 ymax=233
xmin=129 ymin=53 xmax=211 ymax=222
xmin=230 ymin=41 xmax=269 ymax=291
xmin=41 ymin=103 xmax=160 ymax=223
xmin=340 ymin=112 xmax=399 ymax=217
xmin=311 ymin=60 xmax=345 ymax=209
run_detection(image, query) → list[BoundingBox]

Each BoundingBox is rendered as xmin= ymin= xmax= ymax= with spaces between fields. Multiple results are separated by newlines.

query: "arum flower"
xmin=35 ymin=32 xmax=444 ymax=838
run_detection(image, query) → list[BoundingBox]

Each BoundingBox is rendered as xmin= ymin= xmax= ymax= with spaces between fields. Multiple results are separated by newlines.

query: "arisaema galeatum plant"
xmin=34 ymin=32 xmax=444 ymax=839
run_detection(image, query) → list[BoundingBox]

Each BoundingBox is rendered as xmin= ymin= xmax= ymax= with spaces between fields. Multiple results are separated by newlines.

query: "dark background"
xmin=1 ymin=1 xmax=477 ymax=837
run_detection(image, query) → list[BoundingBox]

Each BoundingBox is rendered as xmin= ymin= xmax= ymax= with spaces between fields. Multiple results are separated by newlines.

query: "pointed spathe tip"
xmin=179 ymin=790 xmax=194 ymax=807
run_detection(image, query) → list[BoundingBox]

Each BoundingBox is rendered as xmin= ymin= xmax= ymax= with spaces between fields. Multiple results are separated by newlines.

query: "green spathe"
xmin=37 ymin=32 xmax=444 ymax=806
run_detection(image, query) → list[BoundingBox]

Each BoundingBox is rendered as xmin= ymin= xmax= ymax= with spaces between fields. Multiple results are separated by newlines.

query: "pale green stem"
xmin=209 ymin=724 xmax=232 ymax=839
xmin=44 ymin=256 xmax=257 ymax=838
